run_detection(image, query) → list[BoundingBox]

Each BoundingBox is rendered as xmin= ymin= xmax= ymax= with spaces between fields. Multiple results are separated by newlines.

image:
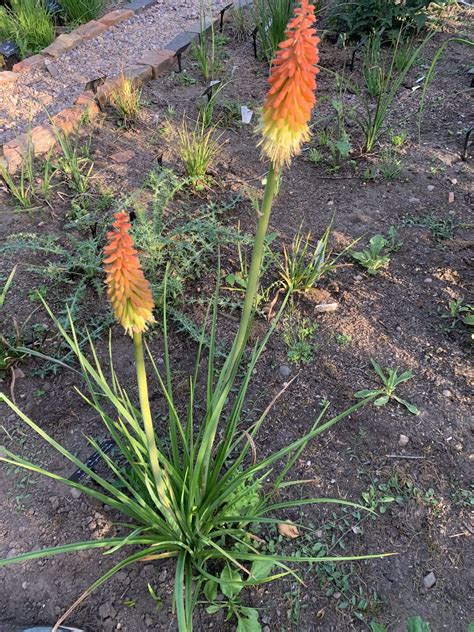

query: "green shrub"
xmin=0 ymin=0 xmax=55 ymax=57
xmin=327 ymin=0 xmax=448 ymax=43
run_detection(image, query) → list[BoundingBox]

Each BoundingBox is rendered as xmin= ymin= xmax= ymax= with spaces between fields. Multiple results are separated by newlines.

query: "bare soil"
xmin=0 ymin=6 xmax=472 ymax=632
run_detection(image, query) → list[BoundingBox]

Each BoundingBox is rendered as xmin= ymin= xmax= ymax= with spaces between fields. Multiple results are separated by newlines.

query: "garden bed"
xmin=0 ymin=3 xmax=472 ymax=632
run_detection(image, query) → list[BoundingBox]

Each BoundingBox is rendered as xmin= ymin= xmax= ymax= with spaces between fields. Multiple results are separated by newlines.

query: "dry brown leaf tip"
xmin=277 ymin=521 xmax=300 ymax=539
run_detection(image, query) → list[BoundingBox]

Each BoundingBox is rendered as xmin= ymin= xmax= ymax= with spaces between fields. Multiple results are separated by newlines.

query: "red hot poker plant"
xmin=259 ymin=0 xmax=320 ymax=168
xmin=104 ymin=211 xmax=155 ymax=336
xmin=0 ymin=4 xmax=390 ymax=632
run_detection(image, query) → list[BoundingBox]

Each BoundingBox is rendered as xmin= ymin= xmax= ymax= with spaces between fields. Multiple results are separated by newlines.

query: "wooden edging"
xmin=0 ymin=0 xmax=252 ymax=174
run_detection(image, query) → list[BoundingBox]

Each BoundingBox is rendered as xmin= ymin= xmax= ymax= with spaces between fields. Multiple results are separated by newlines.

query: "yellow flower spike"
xmin=104 ymin=211 xmax=155 ymax=335
xmin=258 ymin=0 xmax=320 ymax=168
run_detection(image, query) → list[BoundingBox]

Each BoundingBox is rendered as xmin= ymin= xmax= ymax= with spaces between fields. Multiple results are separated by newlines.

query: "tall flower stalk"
xmin=227 ymin=0 xmax=319 ymax=367
xmin=199 ymin=0 xmax=320 ymax=489
xmin=104 ymin=212 xmax=172 ymax=515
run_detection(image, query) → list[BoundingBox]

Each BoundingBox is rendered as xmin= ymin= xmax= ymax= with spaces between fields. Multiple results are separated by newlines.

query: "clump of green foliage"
xmin=327 ymin=0 xmax=448 ymax=44
xmin=355 ymin=359 xmax=420 ymax=415
xmin=281 ymin=310 xmax=319 ymax=364
xmin=177 ymin=117 xmax=221 ymax=189
xmin=0 ymin=0 xmax=55 ymax=58
xmin=109 ymin=75 xmax=142 ymax=126
xmin=352 ymin=235 xmax=391 ymax=275
xmin=252 ymin=0 xmax=295 ymax=62
xmin=278 ymin=222 xmax=354 ymax=294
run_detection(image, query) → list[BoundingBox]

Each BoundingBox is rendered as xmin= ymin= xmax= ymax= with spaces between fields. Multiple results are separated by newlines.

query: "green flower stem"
xmin=198 ymin=163 xmax=280 ymax=496
xmin=133 ymin=332 xmax=165 ymax=498
xmin=226 ymin=162 xmax=280 ymax=372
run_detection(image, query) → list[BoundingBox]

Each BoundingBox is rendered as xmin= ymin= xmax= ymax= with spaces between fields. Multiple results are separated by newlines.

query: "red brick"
xmin=99 ymin=8 xmax=134 ymax=27
xmin=43 ymin=33 xmax=82 ymax=58
xmin=95 ymin=78 xmax=121 ymax=107
xmin=51 ymin=106 xmax=85 ymax=135
xmin=12 ymin=54 xmax=45 ymax=73
xmin=73 ymin=20 xmax=108 ymax=42
xmin=123 ymin=65 xmax=153 ymax=86
xmin=0 ymin=71 xmax=19 ymax=85
xmin=3 ymin=135 xmax=29 ymax=174
xmin=30 ymin=124 xmax=56 ymax=156
xmin=136 ymin=49 xmax=176 ymax=79
xmin=73 ymin=91 xmax=100 ymax=118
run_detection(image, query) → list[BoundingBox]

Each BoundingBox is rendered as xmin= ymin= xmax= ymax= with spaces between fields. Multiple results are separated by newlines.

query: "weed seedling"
xmin=390 ymin=129 xmax=408 ymax=148
xmin=336 ymin=333 xmax=352 ymax=347
xmin=386 ymin=225 xmax=403 ymax=252
xmin=281 ymin=311 xmax=319 ymax=364
xmin=352 ymin=235 xmax=390 ymax=275
xmin=439 ymin=298 xmax=474 ymax=340
xmin=204 ymin=565 xmax=264 ymax=630
xmin=355 ymin=359 xmax=420 ymax=415
xmin=307 ymin=147 xmax=323 ymax=164
xmin=378 ymin=148 xmax=405 ymax=181
xmin=403 ymin=213 xmax=455 ymax=242
xmin=177 ymin=72 xmax=197 ymax=86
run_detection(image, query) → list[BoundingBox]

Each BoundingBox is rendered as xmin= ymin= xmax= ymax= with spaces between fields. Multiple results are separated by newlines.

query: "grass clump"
xmin=59 ymin=0 xmax=105 ymax=24
xmin=109 ymin=75 xmax=142 ymax=126
xmin=178 ymin=117 xmax=221 ymax=189
xmin=252 ymin=0 xmax=295 ymax=63
xmin=0 ymin=0 xmax=55 ymax=57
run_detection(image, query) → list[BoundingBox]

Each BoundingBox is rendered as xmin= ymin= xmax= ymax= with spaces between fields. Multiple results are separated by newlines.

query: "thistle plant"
xmin=0 ymin=3 xmax=390 ymax=630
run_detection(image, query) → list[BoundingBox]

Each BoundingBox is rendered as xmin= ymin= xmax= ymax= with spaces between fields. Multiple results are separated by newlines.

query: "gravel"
xmin=0 ymin=0 xmax=229 ymax=145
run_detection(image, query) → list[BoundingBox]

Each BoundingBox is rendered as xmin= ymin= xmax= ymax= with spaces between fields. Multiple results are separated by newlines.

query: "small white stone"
xmin=399 ymin=434 xmax=409 ymax=446
xmin=427 ymin=185 xmax=435 ymax=192
xmin=279 ymin=365 xmax=291 ymax=378
xmin=423 ymin=571 xmax=436 ymax=589
xmin=314 ymin=302 xmax=338 ymax=313
xmin=442 ymin=389 xmax=453 ymax=398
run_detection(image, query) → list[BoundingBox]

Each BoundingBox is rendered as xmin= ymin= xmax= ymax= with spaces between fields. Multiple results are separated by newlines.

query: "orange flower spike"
xmin=104 ymin=211 xmax=155 ymax=336
xmin=259 ymin=0 xmax=320 ymax=167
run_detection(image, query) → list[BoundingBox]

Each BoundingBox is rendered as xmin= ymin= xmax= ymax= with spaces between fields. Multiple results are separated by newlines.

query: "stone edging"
xmin=1 ymin=0 xmax=252 ymax=173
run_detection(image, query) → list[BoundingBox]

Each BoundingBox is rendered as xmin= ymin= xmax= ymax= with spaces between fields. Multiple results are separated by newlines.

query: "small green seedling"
xmin=355 ymin=359 xmax=420 ymax=415
xmin=204 ymin=563 xmax=271 ymax=630
xmin=440 ymin=298 xmax=474 ymax=339
xmin=352 ymin=235 xmax=390 ymax=275
xmin=386 ymin=225 xmax=403 ymax=252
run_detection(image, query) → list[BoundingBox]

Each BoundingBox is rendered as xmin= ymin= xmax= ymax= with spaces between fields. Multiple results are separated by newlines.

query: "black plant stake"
xmin=462 ymin=126 xmax=473 ymax=161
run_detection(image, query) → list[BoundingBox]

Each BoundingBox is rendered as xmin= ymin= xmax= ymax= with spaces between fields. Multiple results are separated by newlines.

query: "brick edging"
xmin=0 ymin=0 xmax=252 ymax=174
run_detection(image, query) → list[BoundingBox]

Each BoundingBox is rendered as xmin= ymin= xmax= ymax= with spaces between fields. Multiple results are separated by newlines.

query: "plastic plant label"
xmin=241 ymin=106 xmax=253 ymax=124
xmin=0 ymin=40 xmax=18 ymax=58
